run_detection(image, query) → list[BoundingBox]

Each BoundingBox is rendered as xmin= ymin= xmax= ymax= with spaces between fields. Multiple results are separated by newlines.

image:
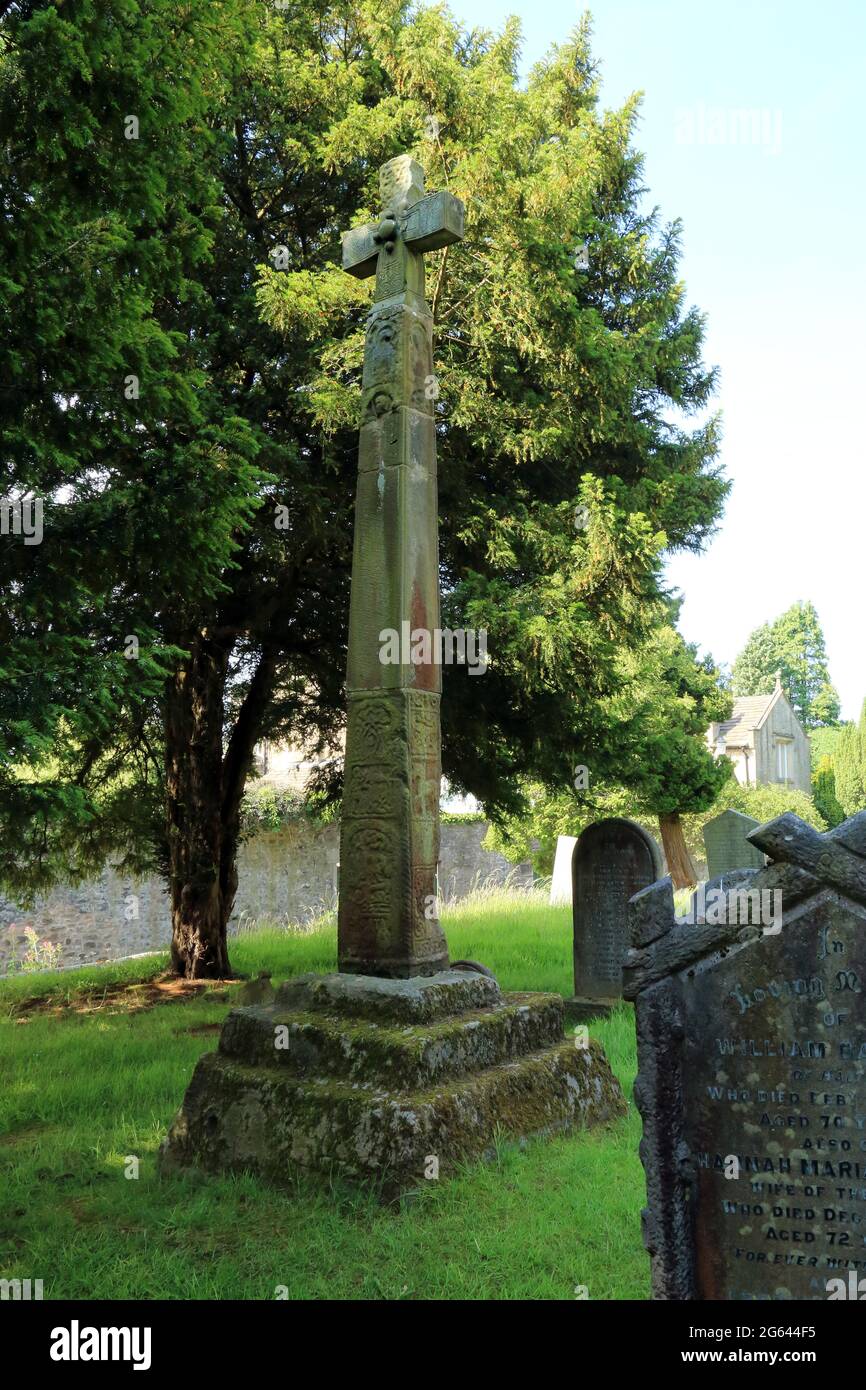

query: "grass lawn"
xmin=0 ymin=892 xmax=650 ymax=1300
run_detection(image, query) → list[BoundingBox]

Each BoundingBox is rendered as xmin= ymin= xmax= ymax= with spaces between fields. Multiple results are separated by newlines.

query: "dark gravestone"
xmin=625 ymin=809 xmax=866 ymax=1301
xmin=569 ymin=818 xmax=662 ymax=1022
xmin=703 ymin=808 xmax=765 ymax=877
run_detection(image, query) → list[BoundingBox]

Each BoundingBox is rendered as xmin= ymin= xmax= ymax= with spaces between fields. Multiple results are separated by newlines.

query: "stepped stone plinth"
xmin=159 ymin=970 xmax=626 ymax=1192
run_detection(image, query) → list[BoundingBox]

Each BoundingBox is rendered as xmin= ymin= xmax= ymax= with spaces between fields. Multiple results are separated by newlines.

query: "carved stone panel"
xmin=338 ymin=689 xmax=447 ymax=977
xmin=361 ymin=304 xmax=433 ymax=420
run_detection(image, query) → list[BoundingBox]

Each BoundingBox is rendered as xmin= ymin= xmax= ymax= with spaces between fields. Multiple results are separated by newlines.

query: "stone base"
xmin=562 ymin=996 xmax=623 ymax=1026
xmin=159 ymin=971 xmax=626 ymax=1193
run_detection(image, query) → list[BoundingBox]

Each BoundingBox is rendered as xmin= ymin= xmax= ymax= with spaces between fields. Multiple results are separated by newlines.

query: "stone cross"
xmin=337 ymin=154 xmax=465 ymax=977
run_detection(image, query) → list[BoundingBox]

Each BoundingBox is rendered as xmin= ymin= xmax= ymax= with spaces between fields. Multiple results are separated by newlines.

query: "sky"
xmin=450 ymin=0 xmax=866 ymax=719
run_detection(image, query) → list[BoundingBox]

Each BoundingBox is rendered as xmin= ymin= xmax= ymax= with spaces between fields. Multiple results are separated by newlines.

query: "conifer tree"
xmin=834 ymin=704 xmax=866 ymax=816
xmin=812 ymin=754 xmax=845 ymax=828
xmin=1 ymin=2 xmax=728 ymax=974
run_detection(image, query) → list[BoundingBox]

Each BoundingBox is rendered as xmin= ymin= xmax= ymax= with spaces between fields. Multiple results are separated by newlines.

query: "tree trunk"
xmin=658 ymin=811 xmax=698 ymax=890
xmin=164 ymin=633 xmax=277 ymax=979
xmin=165 ymin=634 xmax=233 ymax=979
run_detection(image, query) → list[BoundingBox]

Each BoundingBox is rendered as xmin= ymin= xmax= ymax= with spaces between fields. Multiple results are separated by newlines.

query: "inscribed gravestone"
xmin=704 ymin=808 xmax=765 ymax=878
xmin=571 ymin=818 xmax=662 ymax=1018
xmin=625 ymin=809 xmax=866 ymax=1300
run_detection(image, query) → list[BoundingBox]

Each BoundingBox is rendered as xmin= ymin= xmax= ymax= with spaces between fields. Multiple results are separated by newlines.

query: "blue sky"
xmin=450 ymin=0 xmax=866 ymax=719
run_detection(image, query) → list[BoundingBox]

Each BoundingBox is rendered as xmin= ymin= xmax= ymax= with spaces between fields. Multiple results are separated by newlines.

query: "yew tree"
xmin=0 ymin=1 xmax=727 ymax=975
xmin=485 ymin=615 xmax=732 ymax=888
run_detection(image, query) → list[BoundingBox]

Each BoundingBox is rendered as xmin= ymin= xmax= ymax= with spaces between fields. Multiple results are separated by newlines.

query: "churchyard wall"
xmin=0 ymin=820 xmax=532 ymax=973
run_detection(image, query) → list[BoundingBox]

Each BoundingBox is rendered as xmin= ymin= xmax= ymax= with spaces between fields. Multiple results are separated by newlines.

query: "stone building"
xmin=706 ymin=674 xmax=811 ymax=796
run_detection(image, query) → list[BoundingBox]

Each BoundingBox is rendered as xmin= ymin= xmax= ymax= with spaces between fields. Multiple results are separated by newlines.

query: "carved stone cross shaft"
xmin=337 ymin=155 xmax=465 ymax=977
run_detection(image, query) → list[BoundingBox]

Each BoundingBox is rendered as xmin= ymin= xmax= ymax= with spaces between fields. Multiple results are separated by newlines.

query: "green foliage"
xmin=810 ymin=725 xmax=844 ymax=772
xmin=0 ymin=0 xmax=262 ymax=893
xmin=812 ymin=754 xmax=845 ymax=829
xmin=731 ymin=601 xmax=840 ymax=730
xmin=807 ymin=701 xmax=866 ymax=822
xmin=486 ymin=614 xmax=732 ymax=874
xmin=3 ymin=926 xmax=64 ymax=976
xmin=484 ymin=782 xmax=634 ymax=876
xmin=680 ymin=780 xmax=826 ymax=864
xmin=833 ymin=705 xmax=866 ymax=817
xmin=596 ymin=617 xmax=732 ymax=818
xmin=239 ymin=783 xmax=338 ymax=838
xmin=490 ymin=767 xmax=826 ymax=876
xmin=2 ymin=1 xmax=727 ymax=913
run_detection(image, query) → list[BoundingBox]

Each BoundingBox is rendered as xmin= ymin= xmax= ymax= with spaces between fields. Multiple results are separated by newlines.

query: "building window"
xmin=776 ymin=739 xmax=791 ymax=782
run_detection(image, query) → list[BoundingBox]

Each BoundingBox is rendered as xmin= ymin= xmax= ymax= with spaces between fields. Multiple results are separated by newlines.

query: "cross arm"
xmin=341 ymin=222 xmax=379 ymax=279
xmin=341 ymin=188 xmax=465 ymax=278
xmin=403 ymin=190 xmax=465 ymax=252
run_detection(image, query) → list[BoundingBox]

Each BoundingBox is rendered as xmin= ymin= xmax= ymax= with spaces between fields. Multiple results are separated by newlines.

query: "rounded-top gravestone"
xmin=570 ymin=817 xmax=663 ymax=1021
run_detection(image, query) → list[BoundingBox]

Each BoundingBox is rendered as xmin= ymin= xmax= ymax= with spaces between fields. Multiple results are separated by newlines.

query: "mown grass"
xmin=0 ymin=892 xmax=649 ymax=1300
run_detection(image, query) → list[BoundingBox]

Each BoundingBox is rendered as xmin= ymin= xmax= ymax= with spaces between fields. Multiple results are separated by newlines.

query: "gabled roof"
xmin=715 ymin=692 xmax=779 ymax=745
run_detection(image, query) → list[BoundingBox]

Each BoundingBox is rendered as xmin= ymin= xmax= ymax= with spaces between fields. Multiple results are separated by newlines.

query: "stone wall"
xmin=0 ymin=820 xmax=531 ymax=973
xmin=438 ymin=821 xmax=532 ymax=899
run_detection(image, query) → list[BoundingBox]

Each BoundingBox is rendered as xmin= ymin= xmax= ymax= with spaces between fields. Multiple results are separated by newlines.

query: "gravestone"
xmin=703 ymin=808 xmax=765 ymax=877
xmin=625 ymin=809 xmax=866 ymax=1300
xmin=160 ymin=155 xmax=626 ymax=1192
xmin=568 ymin=818 xmax=662 ymax=1023
xmin=550 ymin=834 xmax=578 ymax=905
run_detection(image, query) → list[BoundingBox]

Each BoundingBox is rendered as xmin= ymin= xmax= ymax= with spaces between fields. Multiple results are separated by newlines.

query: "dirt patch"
xmin=8 ymin=973 xmax=244 ymax=1020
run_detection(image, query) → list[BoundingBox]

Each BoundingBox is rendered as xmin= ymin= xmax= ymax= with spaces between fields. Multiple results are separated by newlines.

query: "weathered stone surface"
xmin=630 ymin=877 xmax=676 ymax=949
xmin=626 ymin=809 xmax=866 ymax=1301
xmin=161 ymin=965 xmax=627 ymax=1193
xmin=749 ymin=811 xmax=866 ymax=905
xmin=274 ymin=969 xmax=501 ymax=1023
xmin=219 ymin=992 xmax=564 ymax=1088
xmin=703 ymin=808 xmax=765 ymax=877
xmin=624 ymin=871 xmax=762 ymax=997
xmin=229 ymin=972 xmax=275 ymax=1007
xmin=337 ymin=154 xmax=467 ymax=980
xmin=571 ymin=818 xmax=663 ymax=1008
xmin=0 ymin=819 xmax=532 ymax=977
xmin=159 ymin=1027 xmax=625 ymax=1193
xmin=403 ymin=189 xmax=465 ymax=252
